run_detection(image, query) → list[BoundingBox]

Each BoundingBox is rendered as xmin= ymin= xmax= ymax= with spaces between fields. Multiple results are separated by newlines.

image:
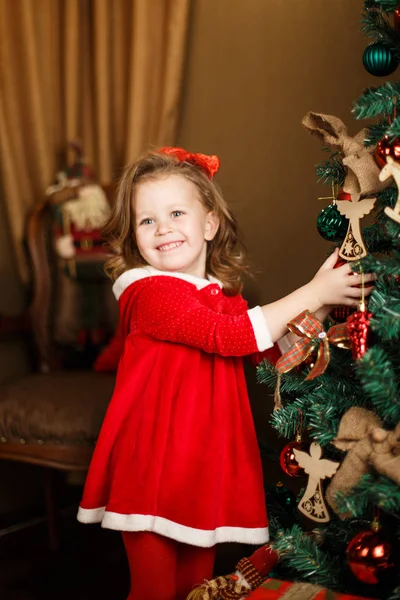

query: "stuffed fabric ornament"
xmin=302 ymin=112 xmax=390 ymax=261
xmin=326 ymin=407 xmax=400 ymax=519
xmin=302 ymin=113 xmax=388 ymax=198
xmin=186 ymin=544 xmax=279 ymax=600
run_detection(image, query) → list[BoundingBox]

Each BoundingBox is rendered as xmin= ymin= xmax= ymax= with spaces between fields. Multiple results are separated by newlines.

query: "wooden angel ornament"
xmin=302 ymin=112 xmax=390 ymax=260
xmin=335 ymin=197 xmax=375 ymax=260
xmin=294 ymin=442 xmax=339 ymax=523
xmin=379 ymin=155 xmax=400 ymax=223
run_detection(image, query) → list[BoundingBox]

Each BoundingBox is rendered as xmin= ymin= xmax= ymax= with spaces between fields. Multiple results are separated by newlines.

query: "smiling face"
xmin=133 ymin=174 xmax=219 ymax=278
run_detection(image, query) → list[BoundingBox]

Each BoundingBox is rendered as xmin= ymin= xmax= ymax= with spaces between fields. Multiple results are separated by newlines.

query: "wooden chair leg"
xmin=43 ymin=468 xmax=60 ymax=550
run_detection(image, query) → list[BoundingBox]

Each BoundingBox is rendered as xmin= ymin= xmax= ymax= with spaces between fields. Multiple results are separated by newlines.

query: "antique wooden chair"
xmin=0 ymin=182 xmax=119 ymax=548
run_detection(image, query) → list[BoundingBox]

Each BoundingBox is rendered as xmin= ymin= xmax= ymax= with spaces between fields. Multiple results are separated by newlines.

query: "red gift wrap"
xmin=246 ymin=578 xmax=377 ymax=600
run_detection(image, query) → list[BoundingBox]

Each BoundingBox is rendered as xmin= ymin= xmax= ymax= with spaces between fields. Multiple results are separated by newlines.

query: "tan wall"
xmin=178 ymin=0 xmax=381 ymax=306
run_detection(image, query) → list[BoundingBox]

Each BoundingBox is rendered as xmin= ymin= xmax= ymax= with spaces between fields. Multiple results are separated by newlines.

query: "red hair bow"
xmin=158 ymin=146 xmax=220 ymax=179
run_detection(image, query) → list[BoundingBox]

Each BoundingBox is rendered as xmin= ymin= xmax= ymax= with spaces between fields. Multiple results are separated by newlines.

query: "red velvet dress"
xmin=77 ymin=268 xmax=282 ymax=548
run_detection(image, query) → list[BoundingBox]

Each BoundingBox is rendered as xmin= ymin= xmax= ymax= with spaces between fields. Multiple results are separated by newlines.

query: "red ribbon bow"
xmin=276 ymin=310 xmax=349 ymax=381
xmin=158 ymin=146 xmax=220 ymax=179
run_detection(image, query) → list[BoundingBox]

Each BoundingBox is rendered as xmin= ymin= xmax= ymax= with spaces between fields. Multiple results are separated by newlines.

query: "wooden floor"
xmin=0 ymin=504 xmax=130 ymax=600
xmin=0 ymin=499 xmax=246 ymax=600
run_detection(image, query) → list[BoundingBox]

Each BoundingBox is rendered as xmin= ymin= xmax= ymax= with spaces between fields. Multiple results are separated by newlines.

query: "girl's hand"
xmin=261 ymin=248 xmax=375 ymax=343
xmin=309 ymin=248 xmax=376 ymax=308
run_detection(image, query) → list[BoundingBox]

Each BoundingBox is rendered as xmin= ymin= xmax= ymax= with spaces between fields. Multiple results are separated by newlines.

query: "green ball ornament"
xmin=362 ymin=42 xmax=398 ymax=77
xmin=317 ymin=204 xmax=348 ymax=242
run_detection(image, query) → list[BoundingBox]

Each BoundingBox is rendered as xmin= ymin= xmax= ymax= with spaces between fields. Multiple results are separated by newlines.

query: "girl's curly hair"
xmin=103 ymin=149 xmax=250 ymax=295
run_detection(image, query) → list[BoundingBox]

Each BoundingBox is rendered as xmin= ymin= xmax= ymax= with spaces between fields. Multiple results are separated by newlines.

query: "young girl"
xmin=77 ymin=147 xmax=374 ymax=600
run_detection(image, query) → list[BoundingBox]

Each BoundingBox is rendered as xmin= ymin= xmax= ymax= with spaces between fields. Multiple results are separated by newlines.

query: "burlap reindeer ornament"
xmin=302 ymin=112 xmax=389 ymax=260
xmin=325 ymin=406 xmax=400 ymax=519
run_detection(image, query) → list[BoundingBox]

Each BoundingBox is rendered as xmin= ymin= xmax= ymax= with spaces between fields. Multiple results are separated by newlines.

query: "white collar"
xmin=112 ymin=266 xmax=223 ymax=300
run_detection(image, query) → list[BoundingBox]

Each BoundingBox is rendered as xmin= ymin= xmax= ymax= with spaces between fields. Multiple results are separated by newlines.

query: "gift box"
xmin=246 ymin=578 xmax=377 ymax=600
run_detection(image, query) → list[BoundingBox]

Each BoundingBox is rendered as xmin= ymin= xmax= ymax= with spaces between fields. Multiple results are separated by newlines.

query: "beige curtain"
xmin=0 ymin=0 xmax=190 ymax=280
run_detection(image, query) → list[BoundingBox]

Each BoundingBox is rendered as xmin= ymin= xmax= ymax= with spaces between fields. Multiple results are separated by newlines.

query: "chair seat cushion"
xmin=0 ymin=371 xmax=115 ymax=445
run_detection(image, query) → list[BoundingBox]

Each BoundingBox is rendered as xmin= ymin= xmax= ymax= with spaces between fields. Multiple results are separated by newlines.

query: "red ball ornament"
xmin=337 ymin=191 xmax=352 ymax=201
xmin=347 ymin=303 xmax=372 ymax=360
xmin=279 ymin=440 xmax=307 ymax=477
xmin=375 ymin=135 xmax=400 ymax=169
xmin=346 ymin=528 xmax=397 ymax=585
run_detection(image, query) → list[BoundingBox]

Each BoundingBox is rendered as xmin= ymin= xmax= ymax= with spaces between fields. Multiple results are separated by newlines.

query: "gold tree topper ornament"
xmin=379 ymin=155 xmax=400 ymax=223
xmin=302 ymin=112 xmax=390 ymax=260
xmin=293 ymin=442 xmax=339 ymax=523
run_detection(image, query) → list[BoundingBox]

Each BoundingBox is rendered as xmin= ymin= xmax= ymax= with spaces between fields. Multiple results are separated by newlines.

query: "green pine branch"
xmin=334 ymin=474 xmax=400 ymax=517
xmin=315 ymin=153 xmax=346 ymax=187
xmin=388 ymin=586 xmax=400 ymax=600
xmin=364 ymin=117 xmax=400 ymax=144
xmin=386 ymin=116 xmax=400 ymax=140
xmin=362 ymin=5 xmax=395 ymax=32
xmin=359 ymin=251 xmax=400 ymax=275
xmin=365 ymin=119 xmax=392 ymax=145
xmin=386 ymin=217 xmax=400 ymax=242
xmin=363 ymin=220 xmax=395 ymax=253
xmin=364 ymin=0 xmax=400 ymax=13
xmin=270 ymin=399 xmax=311 ymax=439
xmin=257 ymin=359 xmax=317 ymax=397
xmin=357 ymin=346 xmax=400 ymax=425
xmin=352 ymin=82 xmax=400 ymax=120
xmin=269 ymin=374 xmax=367 ymax=444
xmin=376 ymin=186 xmax=398 ymax=210
xmin=369 ymin=274 xmax=400 ymax=340
xmin=271 ymin=525 xmax=340 ymax=589
xmin=322 ymin=516 xmax=372 ymax=547
xmin=361 ymin=6 xmax=400 ymax=61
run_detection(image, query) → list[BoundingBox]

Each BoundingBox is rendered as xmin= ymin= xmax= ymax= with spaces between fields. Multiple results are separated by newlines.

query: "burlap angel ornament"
xmin=325 ymin=406 xmax=400 ymax=519
xmin=302 ymin=112 xmax=390 ymax=260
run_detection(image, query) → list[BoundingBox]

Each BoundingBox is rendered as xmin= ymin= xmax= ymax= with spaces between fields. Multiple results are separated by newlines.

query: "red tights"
xmin=122 ymin=531 xmax=216 ymax=600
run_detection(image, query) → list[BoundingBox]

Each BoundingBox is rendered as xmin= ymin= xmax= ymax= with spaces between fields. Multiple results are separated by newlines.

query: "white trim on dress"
xmin=247 ymin=306 xmax=273 ymax=352
xmin=77 ymin=506 xmax=269 ymax=548
xmin=112 ymin=267 xmax=222 ymax=301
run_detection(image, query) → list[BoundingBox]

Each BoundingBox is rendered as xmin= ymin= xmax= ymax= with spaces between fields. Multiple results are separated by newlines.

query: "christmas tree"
xmin=257 ymin=2 xmax=400 ymax=599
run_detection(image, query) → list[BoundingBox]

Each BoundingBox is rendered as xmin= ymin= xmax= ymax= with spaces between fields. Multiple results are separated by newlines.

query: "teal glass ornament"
xmin=317 ymin=203 xmax=348 ymax=242
xmin=362 ymin=42 xmax=398 ymax=77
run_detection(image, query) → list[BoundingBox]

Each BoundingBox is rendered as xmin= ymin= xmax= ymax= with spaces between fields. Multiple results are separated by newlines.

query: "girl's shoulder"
xmin=112 ymin=267 xmax=224 ymax=302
